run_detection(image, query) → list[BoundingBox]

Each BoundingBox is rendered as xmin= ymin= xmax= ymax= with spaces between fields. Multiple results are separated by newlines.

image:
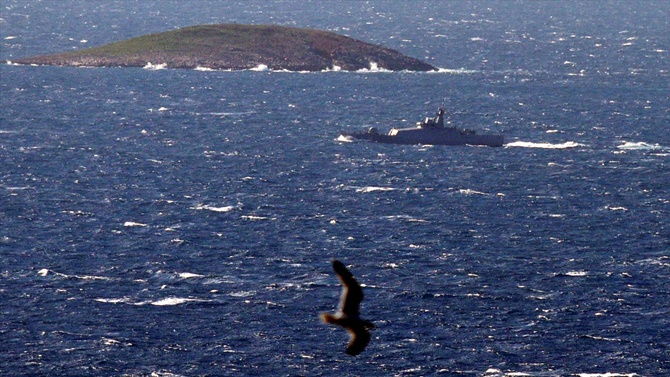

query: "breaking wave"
xmin=616 ymin=141 xmax=669 ymax=151
xmin=193 ymin=203 xmax=240 ymax=213
xmin=94 ymin=297 xmax=213 ymax=306
xmin=143 ymin=62 xmax=167 ymax=70
xmin=355 ymin=186 xmax=396 ymax=193
xmin=355 ymin=62 xmax=392 ymax=73
xmin=506 ymin=141 xmax=586 ymax=149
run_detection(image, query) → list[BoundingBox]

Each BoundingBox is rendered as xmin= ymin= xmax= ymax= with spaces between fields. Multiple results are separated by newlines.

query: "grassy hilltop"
xmin=15 ymin=24 xmax=436 ymax=72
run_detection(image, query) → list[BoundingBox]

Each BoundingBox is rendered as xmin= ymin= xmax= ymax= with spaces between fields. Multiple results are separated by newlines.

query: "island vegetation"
xmin=14 ymin=24 xmax=436 ymax=72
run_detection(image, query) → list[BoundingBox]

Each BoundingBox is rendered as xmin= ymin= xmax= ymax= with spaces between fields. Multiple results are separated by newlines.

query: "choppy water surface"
xmin=1 ymin=1 xmax=669 ymax=376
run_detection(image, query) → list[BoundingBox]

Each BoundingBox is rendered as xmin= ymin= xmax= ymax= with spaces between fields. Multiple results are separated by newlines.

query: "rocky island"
xmin=13 ymin=24 xmax=436 ymax=72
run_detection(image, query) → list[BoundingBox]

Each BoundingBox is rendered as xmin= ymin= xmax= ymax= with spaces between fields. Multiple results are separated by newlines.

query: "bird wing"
xmin=332 ymin=260 xmax=363 ymax=316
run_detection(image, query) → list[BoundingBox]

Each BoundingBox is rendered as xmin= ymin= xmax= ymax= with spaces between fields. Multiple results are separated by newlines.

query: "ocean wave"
xmin=616 ymin=141 xmax=669 ymax=151
xmin=150 ymin=297 xmax=211 ymax=306
xmin=177 ymin=272 xmax=205 ymax=279
xmin=94 ymin=298 xmax=132 ymax=304
xmin=355 ymin=62 xmax=392 ymax=73
xmin=94 ymin=297 xmax=213 ymax=306
xmin=322 ymin=64 xmax=342 ymax=72
xmin=241 ymin=215 xmax=273 ymax=221
xmin=577 ymin=372 xmax=639 ymax=377
xmin=381 ymin=215 xmax=428 ymax=223
xmin=605 ymin=205 xmax=628 ymax=211
xmin=57 ymin=62 xmax=477 ymax=74
xmin=197 ymin=111 xmax=256 ymax=116
xmin=2 ymin=185 xmax=30 ymax=190
xmin=458 ymin=188 xmax=489 ymax=196
xmin=355 ymin=186 xmax=396 ymax=193
xmin=506 ymin=141 xmax=586 ymax=149
xmin=38 ymin=268 xmax=114 ymax=281
xmin=249 ymin=64 xmax=270 ymax=72
xmin=229 ymin=290 xmax=256 ymax=298
xmin=557 ymin=271 xmax=588 ymax=277
xmin=123 ymin=221 xmax=148 ymax=227
xmin=193 ymin=203 xmax=240 ymax=213
xmin=434 ymin=67 xmax=480 ymax=74
xmin=336 ymin=134 xmax=355 ymax=142
xmin=143 ymin=62 xmax=167 ymax=70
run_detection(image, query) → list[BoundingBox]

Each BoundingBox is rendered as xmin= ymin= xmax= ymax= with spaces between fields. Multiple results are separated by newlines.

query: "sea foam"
xmin=616 ymin=141 xmax=668 ymax=151
xmin=506 ymin=141 xmax=585 ymax=149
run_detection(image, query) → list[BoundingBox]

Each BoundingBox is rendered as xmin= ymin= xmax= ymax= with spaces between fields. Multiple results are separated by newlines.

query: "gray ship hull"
xmin=342 ymin=126 xmax=504 ymax=147
xmin=341 ymin=107 xmax=504 ymax=147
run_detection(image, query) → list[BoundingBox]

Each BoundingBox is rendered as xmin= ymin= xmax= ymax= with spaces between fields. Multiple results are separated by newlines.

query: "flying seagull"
xmin=321 ymin=259 xmax=375 ymax=356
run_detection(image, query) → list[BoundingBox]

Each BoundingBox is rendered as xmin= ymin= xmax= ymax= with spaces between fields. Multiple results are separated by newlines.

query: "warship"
xmin=341 ymin=107 xmax=504 ymax=147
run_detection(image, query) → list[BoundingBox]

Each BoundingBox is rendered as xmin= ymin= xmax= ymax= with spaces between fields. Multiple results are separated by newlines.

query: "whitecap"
xmin=38 ymin=268 xmax=111 ymax=281
xmin=578 ymin=373 xmax=639 ymax=377
xmin=582 ymin=335 xmax=623 ymax=342
xmin=177 ymin=272 xmax=205 ymax=279
xmin=381 ymin=215 xmax=427 ymax=223
xmin=458 ymin=189 xmax=488 ymax=196
xmin=94 ymin=298 xmax=131 ymax=304
xmin=356 ymin=62 xmax=392 ymax=73
xmin=198 ymin=111 xmax=255 ymax=117
xmin=322 ymin=64 xmax=342 ymax=72
xmin=606 ymin=206 xmax=628 ymax=211
xmin=193 ymin=204 xmax=239 ymax=213
xmin=4 ymin=36 xmax=17 ymax=40
xmin=123 ymin=221 xmax=148 ymax=227
xmin=616 ymin=141 xmax=668 ymax=151
xmin=636 ymin=257 xmax=670 ymax=268
xmin=74 ymin=274 xmax=112 ymax=281
xmin=147 ymin=370 xmax=187 ymax=377
xmin=102 ymin=338 xmax=121 ymax=345
xmin=194 ymin=66 xmax=214 ymax=71
xmin=336 ymin=135 xmax=355 ymax=142
xmin=356 ymin=186 xmax=395 ymax=193
xmin=143 ymin=62 xmax=167 ymax=70
xmin=229 ymin=291 xmax=256 ymax=297
xmin=241 ymin=215 xmax=272 ymax=220
xmin=95 ymin=297 xmax=210 ymax=306
xmin=150 ymin=297 xmax=209 ymax=306
xmin=249 ymin=64 xmax=269 ymax=71
xmin=505 ymin=141 xmax=585 ymax=149
xmin=435 ymin=67 xmax=479 ymax=74
xmin=483 ymin=369 xmax=537 ymax=376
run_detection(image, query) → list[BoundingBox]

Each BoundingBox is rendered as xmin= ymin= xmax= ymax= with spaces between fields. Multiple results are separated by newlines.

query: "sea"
xmin=1 ymin=1 xmax=669 ymax=376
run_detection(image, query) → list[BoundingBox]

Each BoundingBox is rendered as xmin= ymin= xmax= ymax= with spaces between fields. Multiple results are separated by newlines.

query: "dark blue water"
xmin=2 ymin=1 xmax=669 ymax=376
